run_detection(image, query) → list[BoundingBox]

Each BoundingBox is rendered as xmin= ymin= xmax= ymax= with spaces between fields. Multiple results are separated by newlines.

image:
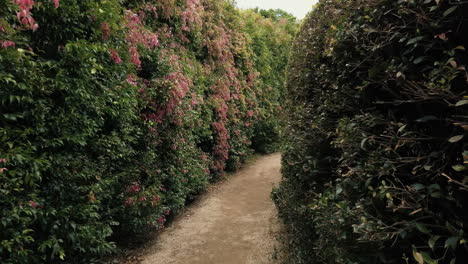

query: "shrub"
xmin=274 ymin=0 xmax=468 ymax=263
xmin=0 ymin=0 xmax=293 ymax=263
xmin=242 ymin=9 xmax=297 ymax=154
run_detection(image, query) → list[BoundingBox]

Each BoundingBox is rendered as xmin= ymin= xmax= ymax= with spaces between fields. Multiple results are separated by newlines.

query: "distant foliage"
xmin=0 ymin=0 xmax=292 ymax=263
xmin=275 ymin=0 xmax=468 ymax=263
xmin=241 ymin=9 xmax=297 ymax=153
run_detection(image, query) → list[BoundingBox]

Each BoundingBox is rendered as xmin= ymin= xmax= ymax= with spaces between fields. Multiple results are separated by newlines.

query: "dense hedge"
xmin=0 ymin=0 xmax=295 ymax=263
xmin=275 ymin=0 xmax=468 ymax=263
xmin=241 ymin=9 xmax=297 ymax=153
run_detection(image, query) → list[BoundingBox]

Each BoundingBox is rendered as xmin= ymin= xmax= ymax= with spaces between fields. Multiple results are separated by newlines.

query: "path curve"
xmin=140 ymin=153 xmax=282 ymax=264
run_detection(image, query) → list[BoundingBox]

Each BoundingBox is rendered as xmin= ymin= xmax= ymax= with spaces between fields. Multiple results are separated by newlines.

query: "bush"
xmin=242 ymin=9 xmax=298 ymax=154
xmin=0 ymin=0 xmax=293 ymax=263
xmin=275 ymin=0 xmax=468 ymax=263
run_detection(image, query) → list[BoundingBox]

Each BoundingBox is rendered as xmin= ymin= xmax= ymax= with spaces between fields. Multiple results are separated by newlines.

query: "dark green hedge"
xmin=275 ymin=0 xmax=468 ymax=263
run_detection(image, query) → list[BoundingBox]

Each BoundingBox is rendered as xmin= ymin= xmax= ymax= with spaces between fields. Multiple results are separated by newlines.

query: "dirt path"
xmin=139 ymin=153 xmax=282 ymax=264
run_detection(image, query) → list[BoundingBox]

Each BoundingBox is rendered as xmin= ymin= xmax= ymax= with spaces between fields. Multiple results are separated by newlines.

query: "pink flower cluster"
xmin=14 ymin=0 xmax=38 ymax=31
xmin=127 ymin=74 xmax=137 ymax=86
xmin=165 ymin=72 xmax=193 ymax=115
xmin=13 ymin=0 xmax=59 ymax=31
xmin=212 ymin=121 xmax=230 ymax=171
xmin=129 ymin=46 xmax=141 ymax=67
xmin=181 ymin=0 xmax=204 ymax=32
xmin=124 ymin=197 xmax=136 ymax=207
xmin=124 ymin=10 xmax=160 ymax=68
xmin=109 ymin=49 xmax=122 ymax=64
xmin=125 ymin=182 xmax=141 ymax=193
xmin=101 ymin=22 xmax=111 ymax=40
xmin=205 ymin=25 xmax=232 ymax=62
xmin=151 ymin=195 xmax=161 ymax=206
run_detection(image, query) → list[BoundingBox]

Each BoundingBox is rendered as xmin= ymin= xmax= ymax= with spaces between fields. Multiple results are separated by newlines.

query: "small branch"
xmin=441 ymin=173 xmax=468 ymax=191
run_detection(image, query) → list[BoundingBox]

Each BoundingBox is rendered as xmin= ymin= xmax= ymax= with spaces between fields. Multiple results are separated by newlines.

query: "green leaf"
xmin=408 ymin=36 xmax=424 ymax=45
xmin=336 ymin=185 xmax=343 ymax=195
xmin=414 ymin=57 xmax=426 ymax=64
xmin=416 ymin=223 xmax=431 ymax=234
xmin=421 ymin=251 xmax=438 ymax=264
xmin=412 ymin=183 xmax=425 ymax=191
xmin=446 ymin=222 xmax=458 ymax=235
xmin=443 ymin=6 xmax=458 ymax=17
xmin=455 ymin=100 xmax=468 ymax=107
xmin=448 ymin=135 xmax=464 ymax=143
xmin=452 ymin=165 xmax=465 ymax=172
xmin=429 ymin=236 xmax=441 ymax=250
xmin=445 ymin=236 xmax=458 ymax=250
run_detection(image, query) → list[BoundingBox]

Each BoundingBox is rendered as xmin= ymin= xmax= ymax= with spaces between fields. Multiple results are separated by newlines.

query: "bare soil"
xmin=134 ymin=153 xmax=282 ymax=264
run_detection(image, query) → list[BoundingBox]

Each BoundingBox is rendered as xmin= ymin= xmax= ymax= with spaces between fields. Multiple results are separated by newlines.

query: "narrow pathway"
xmin=140 ymin=153 xmax=282 ymax=264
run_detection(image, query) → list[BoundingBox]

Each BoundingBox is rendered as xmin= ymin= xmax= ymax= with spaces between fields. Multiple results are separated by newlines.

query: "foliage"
xmin=274 ymin=0 xmax=468 ymax=263
xmin=0 ymin=0 xmax=294 ymax=263
xmin=241 ymin=9 xmax=297 ymax=153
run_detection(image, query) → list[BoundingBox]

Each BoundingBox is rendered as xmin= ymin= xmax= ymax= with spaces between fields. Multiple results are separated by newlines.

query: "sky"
xmin=235 ymin=0 xmax=318 ymax=20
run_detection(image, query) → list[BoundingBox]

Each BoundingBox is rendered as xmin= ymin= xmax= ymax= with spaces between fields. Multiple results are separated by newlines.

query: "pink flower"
xmin=14 ymin=0 xmax=40 ymax=31
xmin=126 ymin=182 xmax=141 ymax=193
xmin=0 ymin=168 xmax=7 ymax=173
xmin=30 ymin=201 xmax=37 ymax=208
xmin=140 ymin=197 xmax=147 ymax=202
xmin=149 ymin=34 xmax=159 ymax=48
xmin=109 ymin=49 xmax=122 ymax=64
xmin=52 ymin=0 xmax=59 ymax=8
xmin=246 ymin=110 xmax=255 ymax=117
xmin=129 ymin=46 xmax=141 ymax=68
xmin=124 ymin=197 xmax=136 ymax=207
xmin=127 ymin=74 xmax=137 ymax=86
xmin=435 ymin=32 xmax=447 ymax=41
xmin=14 ymin=0 xmax=34 ymax=10
xmin=101 ymin=22 xmax=111 ymax=40
xmin=157 ymin=216 xmax=166 ymax=224
xmin=0 ymin=158 xmax=6 ymax=163
xmin=1 ymin=40 xmax=16 ymax=49
xmin=164 ymin=209 xmax=170 ymax=215
xmin=151 ymin=195 xmax=161 ymax=206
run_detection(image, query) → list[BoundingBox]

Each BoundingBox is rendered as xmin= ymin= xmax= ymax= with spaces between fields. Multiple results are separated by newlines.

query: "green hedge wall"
xmin=241 ymin=9 xmax=297 ymax=154
xmin=0 ymin=0 xmax=295 ymax=263
xmin=275 ymin=0 xmax=468 ymax=263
